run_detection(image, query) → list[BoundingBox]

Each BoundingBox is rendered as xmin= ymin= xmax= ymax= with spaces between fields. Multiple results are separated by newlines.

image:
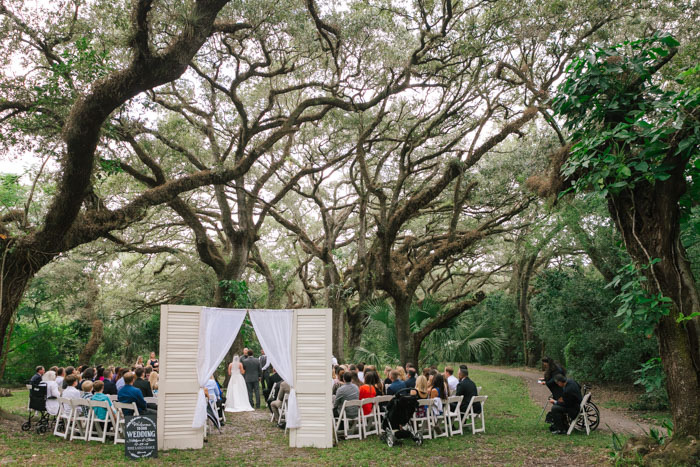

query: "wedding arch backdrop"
xmin=156 ymin=305 xmax=333 ymax=450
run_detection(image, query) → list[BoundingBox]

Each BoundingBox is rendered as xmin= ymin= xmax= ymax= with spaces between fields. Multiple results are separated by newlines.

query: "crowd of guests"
xmin=330 ymin=362 xmax=480 ymax=433
xmin=29 ymin=351 xmax=161 ymax=423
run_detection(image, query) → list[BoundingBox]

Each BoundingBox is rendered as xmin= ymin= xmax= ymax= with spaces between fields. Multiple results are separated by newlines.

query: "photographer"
xmin=547 ymin=374 xmax=582 ymax=434
xmin=538 ymin=357 xmax=566 ymax=399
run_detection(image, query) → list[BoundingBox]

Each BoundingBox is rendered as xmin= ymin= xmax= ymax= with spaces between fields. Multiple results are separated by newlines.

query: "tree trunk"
xmin=514 ymin=254 xmax=539 ymax=367
xmin=78 ymin=278 xmax=102 ymax=366
xmin=394 ymin=297 xmax=413 ymax=366
xmin=346 ymin=306 xmax=364 ymax=360
xmin=609 ymin=174 xmax=700 ymax=440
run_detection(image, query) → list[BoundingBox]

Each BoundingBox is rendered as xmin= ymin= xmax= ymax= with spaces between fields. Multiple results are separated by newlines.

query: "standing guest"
xmin=149 ymin=370 xmax=159 ymax=393
xmin=55 ymin=368 xmax=65 ymax=391
xmin=241 ymin=349 xmax=262 ymax=409
xmin=30 ymin=366 xmax=45 ymax=385
xmin=62 ymin=375 xmax=81 ymax=417
xmin=115 ymin=368 xmax=128 ymax=392
xmin=548 ymin=374 xmax=582 ymax=434
xmin=241 ymin=348 xmax=249 ymax=361
xmin=78 ymin=368 xmax=95 ymax=390
xmin=42 ymin=370 xmax=61 ymax=416
xmin=357 ymin=363 xmax=365 ymax=383
xmin=454 ymin=367 xmax=479 ymax=414
xmin=259 ymin=350 xmax=271 ymax=392
xmin=404 ymin=369 xmax=417 ymax=389
xmin=386 ymin=370 xmax=406 ymax=395
xmin=147 ymin=352 xmax=159 ymax=369
xmin=539 ymin=357 xmax=567 ymax=400
xmin=102 ymin=369 xmax=117 ymax=395
xmin=359 ymin=372 xmax=379 ymax=415
xmin=332 ymin=369 xmax=345 ymax=395
xmin=134 ymin=356 xmax=144 ymax=368
xmin=444 ymin=366 xmax=459 ymax=396
xmin=133 ymin=367 xmax=153 ymax=397
xmin=90 ymin=381 xmax=115 ymax=421
xmin=117 ymin=372 xmax=149 ymax=415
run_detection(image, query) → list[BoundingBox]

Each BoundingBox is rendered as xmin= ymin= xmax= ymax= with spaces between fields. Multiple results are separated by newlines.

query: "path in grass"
xmin=0 ymin=369 xmax=613 ymax=466
xmin=472 ymin=364 xmax=653 ymax=437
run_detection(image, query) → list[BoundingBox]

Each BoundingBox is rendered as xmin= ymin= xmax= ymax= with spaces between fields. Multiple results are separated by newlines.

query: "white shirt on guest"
xmin=357 ymin=371 xmax=365 ymax=383
xmin=62 ymin=386 xmax=80 ymax=416
xmin=447 ymin=375 xmax=459 ymax=395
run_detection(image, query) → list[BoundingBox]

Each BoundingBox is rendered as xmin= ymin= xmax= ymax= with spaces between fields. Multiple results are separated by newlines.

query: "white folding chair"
xmin=461 ymin=395 xmax=488 ymax=434
xmin=113 ymin=401 xmax=139 ymax=444
xmin=360 ymin=397 xmax=379 ymax=438
xmin=333 ymin=400 xmax=363 ymax=441
xmin=144 ymin=397 xmax=157 ymax=405
xmin=567 ymin=393 xmax=592 ymax=435
xmin=446 ymin=395 xmax=463 ymax=436
xmin=430 ymin=398 xmax=449 ymax=439
xmin=53 ymin=397 xmax=72 ymax=439
xmin=87 ymin=400 xmax=116 ymax=443
xmin=268 ymin=384 xmax=279 ymax=422
xmin=108 ymin=395 xmax=118 ymax=402
xmin=412 ymin=399 xmax=433 ymax=439
xmin=279 ymin=394 xmax=291 ymax=434
xmin=70 ymin=399 xmax=91 ymax=441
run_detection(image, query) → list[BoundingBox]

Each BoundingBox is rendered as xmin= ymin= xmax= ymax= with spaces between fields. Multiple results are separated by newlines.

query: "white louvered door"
xmin=157 ymin=305 xmax=203 ymax=450
xmin=290 ymin=308 xmax=333 ymax=448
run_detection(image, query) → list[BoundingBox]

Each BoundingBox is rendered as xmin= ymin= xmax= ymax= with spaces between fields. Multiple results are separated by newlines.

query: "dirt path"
xmin=472 ymin=364 xmax=654 ymax=436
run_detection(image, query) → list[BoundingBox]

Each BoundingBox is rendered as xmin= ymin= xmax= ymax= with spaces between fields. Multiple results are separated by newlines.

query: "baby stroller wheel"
xmin=21 ymin=421 xmax=31 ymax=431
xmin=37 ymin=425 xmax=47 ymax=434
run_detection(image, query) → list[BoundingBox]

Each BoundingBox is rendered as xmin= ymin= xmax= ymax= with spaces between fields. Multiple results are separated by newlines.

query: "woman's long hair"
xmin=414 ymin=375 xmax=430 ymax=398
xmin=542 ymin=357 xmax=566 ymax=380
xmin=430 ymin=373 xmax=448 ymax=400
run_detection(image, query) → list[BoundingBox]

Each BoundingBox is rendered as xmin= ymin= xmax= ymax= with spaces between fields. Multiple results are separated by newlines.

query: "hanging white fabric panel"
xmin=192 ymin=307 xmax=248 ymax=428
xmin=248 ymin=309 xmax=300 ymax=428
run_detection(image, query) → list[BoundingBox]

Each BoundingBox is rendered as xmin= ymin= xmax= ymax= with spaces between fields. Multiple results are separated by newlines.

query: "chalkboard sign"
xmin=125 ymin=414 xmax=158 ymax=459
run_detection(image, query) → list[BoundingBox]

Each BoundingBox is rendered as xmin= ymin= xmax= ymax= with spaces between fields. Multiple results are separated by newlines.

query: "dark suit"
xmin=549 ymin=379 xmax=582 ymax=432
xmin=103 ymin=379 xmax=118 ymax=395
xmin=133 ymin=378 xmax=153 ymax=398
xmin=404 ymin=376 xmax=416 ymax=389
xmin=30 ymin=373 xmax=43 ymax=386
xmin=242 ymin=356 xmax=262 ymax=408
xmin=455 ymin=376 xmax=480 ymax=413
xmin=264 ymin=372 xmax=283 ymax=402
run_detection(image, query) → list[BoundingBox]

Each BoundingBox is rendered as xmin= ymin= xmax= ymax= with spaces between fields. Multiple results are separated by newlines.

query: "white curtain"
xmin=192 ymin=307 xmax=248 ymax=428
xmin=248 ymin=309 xmax=300 ymax=429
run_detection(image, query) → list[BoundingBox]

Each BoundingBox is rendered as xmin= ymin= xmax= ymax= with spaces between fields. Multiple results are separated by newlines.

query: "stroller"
xmin=379 ymin=388 xmax=423 ymax=447
xmin=21 ymin=383 xmax=53 ymax=434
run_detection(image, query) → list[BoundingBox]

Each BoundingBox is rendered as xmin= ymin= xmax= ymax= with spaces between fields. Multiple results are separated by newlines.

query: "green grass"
xmin=0 ymin=369 xmax=616 ymax=466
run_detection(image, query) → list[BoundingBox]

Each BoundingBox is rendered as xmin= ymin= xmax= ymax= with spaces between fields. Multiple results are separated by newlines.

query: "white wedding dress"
xmin=225 ymin=356 xmax=253 ymax=412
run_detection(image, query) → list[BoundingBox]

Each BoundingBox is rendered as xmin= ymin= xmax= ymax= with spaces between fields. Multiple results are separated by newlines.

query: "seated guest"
xmin=548 ymin=374 xmax=582 ymax=434
xmin=454 ymin=367 xmax=479 ymax=414
xmin=270 ymin=380 xmax=290 ymax=425
xmin=55 ymin=368 xmax=65 ymax=390
xmin=539 ymin=357 xmax=567 ymax=400
xmin=359 ymin=372 xmax=378 ymax=416
xmin=81 ymin=380 xmax=94 ymax=396
xmin=395 ymin=366 xmax=406 ymax=382
xmin=42 ymin=370 xmax=60 ymax=416
xmin=386 ymin=370 xmax=406 ymax=395
xmin=205 ymin=375 xmax=221 ymax=401
xmin=96 ymin=366 xmax=104 ymax=381
xmin=102 ymin=369 xmax=118 ymax=395
xmin=118 ymin=372 xmax=149 ymax=415
xmin=411 ymin=375 xmax=431 ymax=418
xmin=149 ymin=370 xmax=159 ymax=394
xmin=357 ymin=363 xmax=365 ymax=383
xmin=62 ymin=375 xmax=81 ymax=416
xmin=112 ymin=367 xmax=121 ymax=383
xmin=350 ymin=371 xmax=362 ymax=388
xmin=115 ymin=368 xmax=127 ymax=392
xmin=404 ymin=369 xmax=417 ymax=389
xmin=30 ymin=366 xmax=45 ymax=385
xmin=133 ymin=367 xmax=153 ymax=398
xmin=264 ymin=367 xmax=282 ymax=402
xmin=332 ymin=369 xmax=345 ymax=395
xmin=62 ymin=367 xmax=75 ymax=390
xmin=383 ymin=366 xmax=393 ymax=386
xmin=422 ymin=367 xmax=431 ymax=378
xmin=445 ymin=366 xmax=459 ymax=396
xmin=90 ymin=380 xmax=115 ymax=421
xmin=78 ymin=368 xmax=94 ymax=390
xmin=366 ymin=370 xmax=384 ymax=396
xmin=333 ymin=372 xmax=360 ymax=419
xmin=429 ymin=373 xmax=448 ymax=416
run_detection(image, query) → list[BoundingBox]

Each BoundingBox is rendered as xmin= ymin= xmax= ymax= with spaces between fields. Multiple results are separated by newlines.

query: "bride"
xmin=225 ymin=355 xmax=253 ymax=412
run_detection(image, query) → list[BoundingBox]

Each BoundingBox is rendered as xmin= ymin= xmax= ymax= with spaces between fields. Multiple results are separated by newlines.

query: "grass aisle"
xmin=0 ymin=369 xmax=612 ymax=466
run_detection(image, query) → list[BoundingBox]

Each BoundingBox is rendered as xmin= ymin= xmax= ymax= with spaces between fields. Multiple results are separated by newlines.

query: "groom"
xmin=242 ymin=349 xmax=262 ymax=409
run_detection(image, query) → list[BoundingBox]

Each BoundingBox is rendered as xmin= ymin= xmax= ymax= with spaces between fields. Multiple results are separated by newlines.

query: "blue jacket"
xmin=387 ymin=380 xmax=406 ymax=395
xmin=118 ymin=384 xmax=147 ymax=415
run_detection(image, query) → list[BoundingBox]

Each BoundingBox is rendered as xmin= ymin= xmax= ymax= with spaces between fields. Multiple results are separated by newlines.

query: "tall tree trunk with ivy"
xmin=545 ymin=34 xmax=700 ymax=455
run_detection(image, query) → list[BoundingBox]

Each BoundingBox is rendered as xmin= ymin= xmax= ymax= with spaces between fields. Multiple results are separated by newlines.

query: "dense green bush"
xmin=530 ymin=268 xmax=658 ymax=383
